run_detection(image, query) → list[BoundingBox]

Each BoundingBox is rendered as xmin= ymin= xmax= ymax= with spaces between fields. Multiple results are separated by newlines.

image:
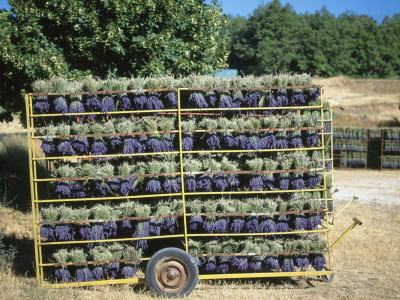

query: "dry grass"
xmin=0 ymin=200 xmax=399 ymax=300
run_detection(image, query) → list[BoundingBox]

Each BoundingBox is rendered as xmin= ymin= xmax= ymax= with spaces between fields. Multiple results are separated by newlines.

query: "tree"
xmin=0 ymin=0 xmax=228 ymax=122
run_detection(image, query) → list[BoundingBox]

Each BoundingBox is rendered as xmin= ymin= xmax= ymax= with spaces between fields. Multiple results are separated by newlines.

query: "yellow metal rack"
xmin=26 ymin=85 xmax=343 ymax=293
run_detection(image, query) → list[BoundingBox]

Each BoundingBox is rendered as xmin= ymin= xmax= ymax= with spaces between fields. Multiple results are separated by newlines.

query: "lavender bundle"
xmin=276 ymin=200 xmax=289 ymax=233
xmin=308 ymin=87 xmax=321 ymax=106
xmin=221 ymin=156 xmax=240 ymax=191
xmin=276 ymin=116 xmax=291 ymax=149
xmin=89 ymin=204 xmax=109 ymax=248
xmin=200 ymin=118 xmax=220 ymax=150
xmin=290 ymin=152 xmax=309 ymax=190
xmin=231 ymin=243 xmax=249 ymax=272
xmin=276 ymin=89 xmax=289 ymax=108
xmin=245 ymin=200 xmax=262 ymax=233
xmin=53 ymin=164 xmax=75 ymax=199
xmin=262 ymin=158 xmax=278 ymax=189
xmin=259 ymin=199 xmax=277 ymax=233
xmin=162 ymin=159 xmax=180 ymax=193
xmin=121 ymin=246 xmax=141 ymax=278
xmin=33 ymin=95 xmax=50 ymax=114
xmin=220 ymin=118 xmax=239 ymax=149
xmin=162 ymin=199 xmax=182 ymax=234
xmin=76 ymin=207 xmax=91 ymax=241
xmin=264 ymin=241 xmax=282 ymax=271
xmin=83 ymin=79 xmax=102 ymax=120
xmin=246 ymin=158 xmax=264 ymax=191
xmin=217 ymin=239 xmax=236 ymax=273
xmin=53 ymin=249 xmax=71 ymax=283
xmin=131 ymin=76 xmax=147 ymax=110
xmin=183 ymin=158 xmax=201 ymax=192
xmin=40 ymin=206 xmax=58 ymax=241
xmin=132 ymin=204 xmax=151 ymax=250
xmin=229 ymin=200 xmax=247 ymax=233
xmin=187 ymin=201 xmax=203 ymax=231
xmin=309 ymin=235 xmax=326 ymax=271
xmin=142 ymin=117 xmax=162 ymax=152
xmin=71 ymin=123 xmax=89 ymax=154
xmin=70 ymin=249 xmax=93 ymax=282
xmin=289 ymin=196 xmax=308 ymax=230
xmin=103 ymin=205 xmax=121 ymax=239
xmin=149 ymin=202 xmax=170 ymax=236
xmin=114 ymin=79 xmax=131 ymax=111
xmin=119 ymin=201 xmax=136 ymax=235
xmin=243 ymin=240 xmax=263 ymax=272
xmin=158 ymin=118 xmax=176 ymax=152
xmin=277 ymin=154 xmax=293 ymax=190
xmin=245 ymin=118 xmax=262 ymax=150
xmin=69 ymin=95 xmax=86 ymax=120
xmin=57 ymin=124 xmax=76 ymax=156
xmin=281 ymin=240 xmax=296 ymax=272
xmin=39 ymin=125 xmax=57 ymax=155
xmin=117 ymin=119 xmax=143 ymax=154
xmin=189 ymin=92 xmax=208 ymax=108
xmin=145 ymin=78 xmax=164 ymax=112
xmin=79 ymin=163 xmax=97 ymax=198
xmin=187 ymin=239 xmax=204 ymax=269
xmin=304 ymin=112 xmax=319 ymax=147
xmin=104 ymin=120 xmax=122 ymax=153
xmin=90 ymin=123 xmax=108 ymax=156
xmin=214 ymin=199 xmax=233 ymax=233
xmin=50 ymin=78 xmax=69 ymax=114
xmin=105 ymin=243 xmax=123 ymax=279
xmin=290 ymin=88 xmax=306 ymax=106
xmin=55 ymin=206 xmax=75 ymax=241
xmin=53 ymin=96 xmax=69 ymax=114
xmin=100 ymin=80 xmax=116 ymax=113
xmin=295 ymin=240 xmax=311 ymax=270
xmin=165 ymin=91 xmax=178 ymax=109
xmin=181 ymin=119 xmax=196 ymax=151
xmin=90 ymin=246 xmax=112 ymax=280
xmin=204 ymin=241 xmax=222 ymax=272
xmin=145 ymin=161 xmax=162 ymax=194
xmin=288 ymin=114 xmax=306 ymax=148
xmin=202 ymin=200 xmax=218 ymax=233
xmin=102 ymin=163 xmax=120 ymax=195
xmin=306 ymin=198 xmax=322 ymax=230
xmin=260 ymin=116 xmax=278 ymax=149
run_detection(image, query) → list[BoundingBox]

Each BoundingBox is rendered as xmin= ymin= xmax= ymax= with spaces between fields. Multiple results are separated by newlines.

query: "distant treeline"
xmin=228 ymin=0 xmax=400 ymax=77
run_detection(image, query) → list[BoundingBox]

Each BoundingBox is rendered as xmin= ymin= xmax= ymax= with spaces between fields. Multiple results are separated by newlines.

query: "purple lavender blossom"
xmin=118 ymin=95 xmax=131 ymax=111
xmin=57 ymin=140 xmax=76 ymax=156
xmin=145 ymin=178 xmax=162 ymax=193
xmin=101 ymin=96 xmax=116 ymax=113
xmin=189 ymin=215 xmax=203 ymax=230
xmin=205 ymin=134 xmax=221 ymax=150
xmin=91 ymin=138 xmax=107 ymax=155
xmin=213 ymin=175 xmax=228 ymax=191
xmin=53 ymin=97 xmax=68 ymax=114
xmin=76 ymin=267 xmax=94 ymax=282
xmin=55 ymin=268 xmax=70 ymax=282
xmin=290 ymin=91 xmax=306 ymax=106
xmin=185 ymin=176 xmax=196 ymax=192
xmin=40 ymin=139 xmax=55 ymax=154
xmin=245 ymin=217 xmax=259 ymax=233
xmin=282 ymin=257 xmax=296 ymax=272
xmin=164 ymin=92 xmax=178 ymax=109
xmin=33 ymin=99 xmax=50 ymax=114
xmin=121 ymin=263 xmax=137 ymax=278
xmin=230 ymin=218 xmax=245 ymax=233
xmin=133 ymin=93 xmax=147 ymax=110
xmin=311 ymin=254 xmax=325 ymax=271
xmin=264 ymin=256 xmax=280 ymax=270
xmin=72 ymin=137 xmax=89 ymax=154
xmin=189 ymin=92 xmax=208 ymax=108
xmin=232 ymin=256 xmax=248 ymax=272
xmin=249 ymin=175 xmax=263 ymax=191
xmin=54 ymin=182 xmax=72 ymax=199
xmin=182 ymin=134 xmax=194 ymax=151
xmin=91 ymin=266 xmax=103 ymax=280
xmin=197 ymin=174 xmax=212 ymax=192
xmin=55 ymin=224 xmax=75 ymax=241
xmin=40 ymin=225 xmax=55 ymax=241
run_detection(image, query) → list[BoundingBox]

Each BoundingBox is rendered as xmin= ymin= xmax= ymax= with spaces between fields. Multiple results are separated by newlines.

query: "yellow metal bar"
xmin=183 ymin=146 xmax=325 ymax=154
xmin=36 ymin=192 xmax=182 ymax=203
xmin=334 ymin=196 xmax=358 ymax=219
xmin=177 ymin=88 xmax=189 ymax=253
xmin=39 ymin=234 xmax=185 ymax=246
xmin=199 ymin=270 xmax=332 ymax=280
xmin=26 ymin=94 xmax=41 ymax=286
xmin=179 ymin=105 xmax=322 ymax=112
xmin=40 ymin=257 xmax=150 ymax=267
xmin=45 ymin=277 xmax=146 ymax=288
xmin=184 ymin=188 xmax=325 ymax=196
xmin=32 ymin=151 xmax=180 ymax=161
xmin=187 ymin=229 xmax=327 ymax=238
xmin=325 ymin=218 xmax=362 ymax=257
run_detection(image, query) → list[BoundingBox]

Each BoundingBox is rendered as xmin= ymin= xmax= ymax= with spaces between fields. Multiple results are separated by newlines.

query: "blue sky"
xmin=1 ymin=0 xmax=399 ymax=23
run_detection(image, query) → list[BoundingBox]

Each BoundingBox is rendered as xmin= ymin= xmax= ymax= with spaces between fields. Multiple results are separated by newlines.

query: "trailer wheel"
xmin=146 ymin=248 xmax=199 ymax=298
xmin=322 ymin=274 xmax=334 ymax=282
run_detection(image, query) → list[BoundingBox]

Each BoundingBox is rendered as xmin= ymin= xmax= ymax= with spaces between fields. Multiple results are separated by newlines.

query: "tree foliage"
xmin=0 ymin=0 xmax=228 ymax=121
xmin=228 ymin=0 xmax=400 ymax=78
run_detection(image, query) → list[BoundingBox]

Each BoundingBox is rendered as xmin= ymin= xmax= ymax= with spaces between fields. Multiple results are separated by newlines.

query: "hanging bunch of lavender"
xmin=217 ymin=239 xmax=236 ymax=273
xmin=246 ymin=157 xmax=264 ymax=191
xmin=276 ymin=200 xmax=289 ymax=233
xmin=277 ymin=154 xmax=293 ymax=190
xmin=40 ymin=206 xmax=58 ymax=241
xmin=69 ymin=95 xmax=86 ymax=121
xmin=259 ymin=199 xmax=277 ymax=233
xmin=262 ymin=159 xmax=278 ymax=189
xmin=53 ymin=164 xmax=75 ymax=199
xmin=220 ymin=118 xmax=239 ymax=149
xmin=290 ymin=87 xmax=306 ymax=106
xmin=304 ymin=112 xmax=320 ymax=147
xmin=104 ymin=120 xmax=122 ymax=153
xmin=265 ymin=90 xmax=278 ymax=115
xmin=288 ymin=114 xmax=305 ymax=148
xmin=83 ymin=78 xmax=102 ymax=120
xmin=128 ymin=77 xmax=147 ymax=110
xmin=79 ymin=163 xmax=97 ymax=198
xmin=53 ymin=249 xmax=71 ymax=283
xmin=309 ymin=235 xmax=326 ymax=271
xmin=117 ymin=119 xmax=143 ymax=154
xmin=121 ymin=246 xmax=142 ymax=279
xmin=115 ymin=79 xmax=131 ymax=111
xmin=162 ymin=199 xmax=182 ymax=234
xmin=145 ymin=161 xmax=162 ymax=193
xmin=183 ymin=158 xmax=201 ymax=192
xmin=187 ymin=239 xmax=205 ymax=269
xmin=202 ymin=158 xmax=225 ymax=192
xmin=119 ymin=201 xmax=136 ymax=235
xmin=306 ymin=198 xmax=322 ymax=230
xmin=245 ymin=240 xmax=263 ymax=272
xmin=199 ymin=118 xmax=220 ymax=150
xmin=93 ymin=164 xmax=110 ymax=197
xmin=70 ymin=249 xmax=93 ymax=282
xmin=53 ymin=96 xmax=69 ymax=114
xmin=55 ymin=206 xmax=75 ymax=241
xmin=118 ymin=162 xmax=134 ymax=196
xmin=260 ymin=116 xmax=278 ymax=149
xmin=102 ymin=163 xmax=120 ymax=194
xmin=188 ymin=90 xmax=208 ymax=108
xmin=243 ymin=88 xmax=262 ymax=115
xmin=308 ymin=87 xmax=321 ymax=106
xmin=221 ymin=156 xmax=240 ymax=191
xmin=288 ymin=195 xmax=307 ymax=230
xmin=57 ymin=124 xmax=76 ymax=156
xmin=203 ymin=240 xmax=222 ymax=272
xmin=71 ymin=123 xmax=89 ymax=154
xmin=281 ymin=240 xmax=297 ymax=272
xmin=164 ymin=91 xmax=178 ymax=109
xmin=158 ymin=117 xmax=176 ymax=152
xmin=235 ymin=118 xmax=248 ymax=150
xmin=149 ymin=202 xmax=170 ymax=236
xmin=203 ymin=200 xmax=218 ymax=233
xmin=132 ymin=204 xmax=151 ymax=250
xmin=295 ymin=240 xmax=311 ymax=270
xmin=276 ymin=89 xmax=289 ymax=108
xmin=276 ymin=116 xmax=291 ymax=149
xmin=246 ymin=200 xmax=264 ymax=233
xmin=245 ymin=118 xmax=262 ymax=150
xmin=89 ymin=246 xmax=112 ymax=280
xmin=162 ymin=160 xmax=180 ymax=193
xmin=89 ymin=204 xmax=109 ymax=248
xmin=33 ymin=91 xmax=50 ymax=114
xmin=76 ymin=207 xmax=91 ymax=241
xmin=39 ymin=125 xmax=57 ymax=155
xmin=142 ymin=117 xmax=161 ymax=152
xmin=214 ymin=199 xmax=233 ymax=233
xmin=100 ymin=80 xmax=116 ymax=113
xmin=187 ymin=200 xmax=203 ymax=230
xmin=181 ymin=119 xmax=196 ymax=151
xmin=230 ymin=200 xmax=247 ymax=233
xmin=305 ymin=158 xmax=321 ymax=188
xmin=231 ymin=242 xmax=248 ymax=272
xmin=105 ymin=243 xmax=123 ymax=279
xmin=50 ymin=77 xmax=69 ymax=114
xmin=90 ymin=123 xmax=108 ymax=156
xmin=264 ymin=241 xmax=282 ymax=271
xmin=103 ymin=205 xmax=121 ymax=239
xmin=145 ymin=78 xmax=164 ymax=112
xmin=291 ymin=153 xmax=309 ymax=190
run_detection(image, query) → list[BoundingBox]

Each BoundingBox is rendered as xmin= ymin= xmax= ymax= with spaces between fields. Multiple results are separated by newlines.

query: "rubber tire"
xmin=322 ymin=274 xmax=334 ymax=282
xmin=146 ymin=248 xmax=199 ymax=298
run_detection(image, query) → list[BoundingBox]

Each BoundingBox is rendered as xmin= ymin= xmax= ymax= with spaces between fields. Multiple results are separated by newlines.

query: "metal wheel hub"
xmin=155 ymin=257 xmax=189 ymax=293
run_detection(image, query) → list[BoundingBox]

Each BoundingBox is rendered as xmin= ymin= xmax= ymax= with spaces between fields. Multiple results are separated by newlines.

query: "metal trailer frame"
xmin=25 ymin=85 xmax=352 ymax=289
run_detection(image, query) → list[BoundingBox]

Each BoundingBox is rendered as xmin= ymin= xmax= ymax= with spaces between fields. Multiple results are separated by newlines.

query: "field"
xmin=0 ymin=76 xmax=399 ymax=299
